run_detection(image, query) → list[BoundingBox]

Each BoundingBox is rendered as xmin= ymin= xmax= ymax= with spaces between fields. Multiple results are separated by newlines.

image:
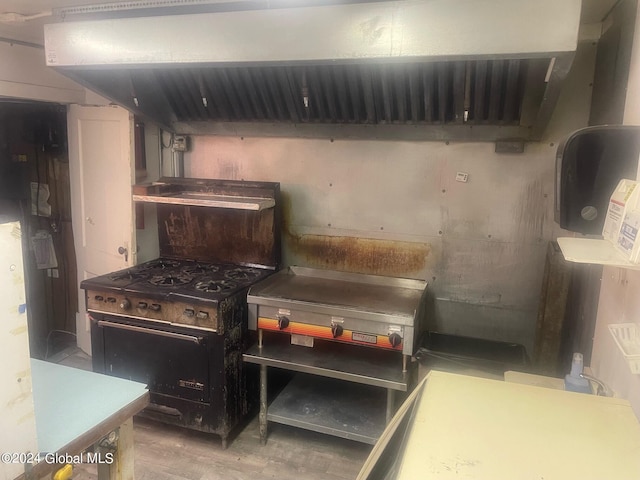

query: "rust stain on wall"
xmin=163 ymin=208 xmax=205 ymax=253
xmin=157 ymin=204 xmax=277 ymax=266
xmin=515 ymin=178 xmax=546 ymax=240
xmin=287 ymin=233 xmax=430 ymax=277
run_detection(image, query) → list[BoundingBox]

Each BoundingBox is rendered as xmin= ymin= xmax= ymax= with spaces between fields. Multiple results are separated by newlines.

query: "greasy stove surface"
xmin=248 ymin=266 xmax=427 ymax=319
xmin=82 ymin=258 xmax=273 ymax=304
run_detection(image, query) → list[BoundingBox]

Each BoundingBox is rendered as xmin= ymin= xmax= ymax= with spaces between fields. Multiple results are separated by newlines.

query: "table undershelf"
xmin=267 ymin=373 xmax=387 ymax=444
xmin=244 ymin=333 xmax=414 ymax=444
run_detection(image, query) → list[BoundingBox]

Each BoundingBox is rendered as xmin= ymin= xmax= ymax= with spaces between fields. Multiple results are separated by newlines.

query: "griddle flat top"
xmin=248 ymin=266 xmax=427 ymax=318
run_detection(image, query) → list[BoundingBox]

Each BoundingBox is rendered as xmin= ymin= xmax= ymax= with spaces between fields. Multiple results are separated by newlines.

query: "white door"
xmin=68 ymin=104 xmax=135 ymax=354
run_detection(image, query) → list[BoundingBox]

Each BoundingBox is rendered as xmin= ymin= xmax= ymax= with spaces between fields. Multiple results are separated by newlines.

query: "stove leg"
xmin=403 ymin=354 xmax=408 ymax=373
xmin=258 ymin=329 xmax=263 ymax=348
xmin=259 ymin=364 xmax=268 ymax=444
xmin=386 ymin=389 xmax=395 ymax=424
xmin=221 ymin=436 xmax=228 ymax=450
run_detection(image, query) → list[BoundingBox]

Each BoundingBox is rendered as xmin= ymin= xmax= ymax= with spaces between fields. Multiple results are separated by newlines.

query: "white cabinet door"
xmin=68 ymin=105 xmax=135 ymax=354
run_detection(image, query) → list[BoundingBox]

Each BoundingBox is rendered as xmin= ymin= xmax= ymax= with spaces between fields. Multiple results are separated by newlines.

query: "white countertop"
xmin=396 ymin=370 xmax=640 ymax=480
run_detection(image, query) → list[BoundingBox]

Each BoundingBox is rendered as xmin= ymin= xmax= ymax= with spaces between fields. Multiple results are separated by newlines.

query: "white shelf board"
xmin=556 ymin=237 xmax=640 ymax=270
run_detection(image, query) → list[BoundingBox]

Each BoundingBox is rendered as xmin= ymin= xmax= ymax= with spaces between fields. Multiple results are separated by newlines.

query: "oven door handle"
xmin=97 ymin=320 xmax=203 ymax=345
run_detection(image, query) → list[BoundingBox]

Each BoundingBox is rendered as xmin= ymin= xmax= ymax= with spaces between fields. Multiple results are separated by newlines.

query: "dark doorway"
xmin=0 ymin=101 xmax=77 ymax=359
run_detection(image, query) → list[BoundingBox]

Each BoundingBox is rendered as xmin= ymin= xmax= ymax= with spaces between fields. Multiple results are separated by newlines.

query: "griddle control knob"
xmin=149 ymin=303 xmax=161 ymax=312
xmin=119 ymin=298 xmax=131 ymax=310
xmin=277 ymin=315 xmax=290 ymax=330
xmin=184 ymin=308 xmax=195 ymax=318
xmin=388 ymin=332 xmax=403 ymax=348
xmin=137 ymin=302 xmax=148 ymax=310
xmin=331 ymin=323 xmax=344 ymax=338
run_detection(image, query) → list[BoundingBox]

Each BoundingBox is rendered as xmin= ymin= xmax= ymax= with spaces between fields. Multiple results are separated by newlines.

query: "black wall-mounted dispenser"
xmin=555 ymin=126 xmax=640 ymax=235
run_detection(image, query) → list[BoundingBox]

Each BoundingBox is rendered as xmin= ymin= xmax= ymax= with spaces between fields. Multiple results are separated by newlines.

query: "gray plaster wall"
xmin=183 ymin=41 xmax=597 ymax=355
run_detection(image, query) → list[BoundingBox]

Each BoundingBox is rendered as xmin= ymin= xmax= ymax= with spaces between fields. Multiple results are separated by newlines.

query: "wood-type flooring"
xmin=71 ymin=416 xmax=370 ymax=480
xmin=58 ymin=349 xmax=371 ymax=480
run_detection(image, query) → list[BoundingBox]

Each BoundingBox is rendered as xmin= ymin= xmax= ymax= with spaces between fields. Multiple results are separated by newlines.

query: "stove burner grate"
xmin=146 ymin=259 xmax=182 ymax=270
xmin=182 ymin=263 xmax=220 ymax=275
xmin=224 ymin=267 xmax=263 ymax=281
xmin=195 ymin=279 xmax=238 ymax=293
xmin=149 ymin=273 xmax=194 ymax=286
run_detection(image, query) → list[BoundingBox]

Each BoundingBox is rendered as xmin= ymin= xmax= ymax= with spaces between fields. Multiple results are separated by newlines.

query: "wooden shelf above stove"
xmin=132 ymin=192 xmax=275 ymax=211
xmin=132 ymin=178 xmax=278 ymax=211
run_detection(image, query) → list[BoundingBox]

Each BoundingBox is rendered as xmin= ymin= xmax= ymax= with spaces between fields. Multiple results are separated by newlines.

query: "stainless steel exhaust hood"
xmin=44 ymin=0 xmax=581 ymax=141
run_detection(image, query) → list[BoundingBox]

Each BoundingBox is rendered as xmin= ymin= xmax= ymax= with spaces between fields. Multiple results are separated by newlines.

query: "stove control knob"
xmin=277 ymin=316 xmax=290 ymax=330
xmin=184 ymin=308 xmax=195 ymax=318
xmin=331 ymin=324 xmax=344 ymax=338
xmin=149 ymin=303 xmax=161 ymax=312
xmin=137 ymin=302 xmax=148 ymax=310
xmin=119 ymin=298 xmax=131 ymax=311
xmin=388 ymin=332 xmax=402 ymax=348
xmin=197 ymin=311 xmax=209 ymax=320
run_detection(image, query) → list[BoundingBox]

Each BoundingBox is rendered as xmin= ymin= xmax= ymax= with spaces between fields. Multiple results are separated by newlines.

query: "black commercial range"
xmin=82 ymin=178 xmax=280 ymax=448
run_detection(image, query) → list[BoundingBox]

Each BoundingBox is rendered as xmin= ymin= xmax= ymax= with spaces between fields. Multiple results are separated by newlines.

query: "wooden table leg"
xmin=259 ymin=364 xmax=268 ymax=445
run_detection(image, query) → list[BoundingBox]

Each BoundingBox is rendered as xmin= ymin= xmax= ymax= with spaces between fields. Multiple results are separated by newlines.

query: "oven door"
xmin=90 ymin=314 xmax=211 ymax=403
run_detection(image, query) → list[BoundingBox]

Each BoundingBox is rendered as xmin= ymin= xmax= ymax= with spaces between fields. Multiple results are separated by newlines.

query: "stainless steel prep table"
xmin=244 ymin=267 xmax=427 ymax=444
